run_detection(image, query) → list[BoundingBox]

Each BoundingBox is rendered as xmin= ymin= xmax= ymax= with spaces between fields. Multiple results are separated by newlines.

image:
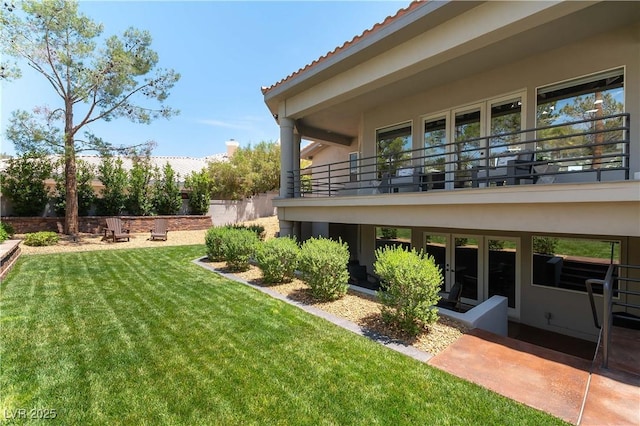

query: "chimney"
xmin=225 ymin=139 xmax=240 ymax=157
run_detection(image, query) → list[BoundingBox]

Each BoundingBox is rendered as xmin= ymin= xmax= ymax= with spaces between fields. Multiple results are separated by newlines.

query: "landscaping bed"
xmin=209 ymin=260 xmax=468 ymax=356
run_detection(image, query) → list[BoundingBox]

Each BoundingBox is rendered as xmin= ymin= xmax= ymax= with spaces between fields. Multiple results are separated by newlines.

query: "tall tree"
xmin=0 ymin=153 xmax=53 ymax=216
xmin=0 ymin=0 xmax=180 ymax=234
xmin=152 ymin=163 xmax=182 ymax=215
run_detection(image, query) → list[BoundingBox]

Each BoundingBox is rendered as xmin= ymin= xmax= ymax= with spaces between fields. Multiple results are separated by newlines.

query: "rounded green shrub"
xmin=23 ymin=231 xmax=59 ymax=247
xmin=255 ymin=237 xmax=299 ymax=284
xmin=222 ymin=227 xmax=260 ymax=272
xmin=374 ymin=245 xmax=442 ymax=336
xmin=533 ymin=236 xmax=558 ymax=255
xmin=228 ymin=223 xmax=266 ymax=240
xmin=298 ymin=237 xmax=350 ymax=301
xmin=0 ymin=227 xmax=8 ymax=244
xmin=205 ymin=226 xmax=229 ymax=261
xmin=0 ymin=222 xmax=15 ymax=238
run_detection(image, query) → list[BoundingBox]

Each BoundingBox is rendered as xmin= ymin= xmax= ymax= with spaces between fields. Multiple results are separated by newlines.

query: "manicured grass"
xmin=554 ymin=238 xmax=620 ymax=261
xmin=1 ymin=246 xmax=566 ymax=425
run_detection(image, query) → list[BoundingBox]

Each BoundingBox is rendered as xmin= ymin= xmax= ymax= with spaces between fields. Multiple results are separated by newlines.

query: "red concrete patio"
xmin=429 ymin=327 xmax=640 ymax=425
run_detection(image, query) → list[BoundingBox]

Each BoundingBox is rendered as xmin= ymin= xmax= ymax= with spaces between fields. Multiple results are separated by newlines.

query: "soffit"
xmin=276 ymin=1 xmax=640 ymax=140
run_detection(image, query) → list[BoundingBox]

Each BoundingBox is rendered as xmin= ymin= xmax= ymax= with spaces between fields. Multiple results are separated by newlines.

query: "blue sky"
xmin=0 ymin=1 xmax=407 ymax=158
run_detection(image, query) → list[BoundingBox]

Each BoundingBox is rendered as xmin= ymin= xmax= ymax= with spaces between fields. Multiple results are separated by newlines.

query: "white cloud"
xmin=197 ymin=119 xmax=250 ymax=130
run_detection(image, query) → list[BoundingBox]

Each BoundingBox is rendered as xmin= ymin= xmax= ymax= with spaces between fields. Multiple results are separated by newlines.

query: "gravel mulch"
xmin=17 ymin=229 xmax=208 ymax=255
xmin=17 ymin=215 xmax=468 ymax=356
xmin=211 ymin=262 xmax=468 ymax=355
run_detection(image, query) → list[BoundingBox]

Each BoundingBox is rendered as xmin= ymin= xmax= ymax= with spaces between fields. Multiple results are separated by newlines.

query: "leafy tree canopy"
xmin=208 ymin=142 xmax=280 ymax=200
xmin=0 ymin=0 xmax=180 ymax=233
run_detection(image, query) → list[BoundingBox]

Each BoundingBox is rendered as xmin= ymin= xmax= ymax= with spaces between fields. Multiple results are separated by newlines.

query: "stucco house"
xmin=262 ymin=1 xmax=640 ymax=343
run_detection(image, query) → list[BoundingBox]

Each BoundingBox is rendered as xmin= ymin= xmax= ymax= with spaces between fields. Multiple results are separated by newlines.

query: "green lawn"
xmin=1 ymin=245 xmax=566 ymax=425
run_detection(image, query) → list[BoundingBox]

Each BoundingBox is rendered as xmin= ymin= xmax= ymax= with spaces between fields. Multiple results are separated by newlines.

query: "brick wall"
xmin=1 ymin=216 xmax=212 ymax=235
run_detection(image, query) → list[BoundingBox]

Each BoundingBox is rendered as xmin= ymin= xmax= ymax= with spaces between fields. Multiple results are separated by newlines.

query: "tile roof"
xmin=261 ymin=0 xmax=425 ymax=95
xmin=0 ymin=154 xmax=227 ymax=183
xmin=76 ymin=155 xmax=224 ymax=180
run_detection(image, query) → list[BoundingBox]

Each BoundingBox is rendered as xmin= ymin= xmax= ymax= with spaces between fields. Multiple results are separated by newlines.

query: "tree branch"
xmin=74 ymin=82 xmax=152 ymax=132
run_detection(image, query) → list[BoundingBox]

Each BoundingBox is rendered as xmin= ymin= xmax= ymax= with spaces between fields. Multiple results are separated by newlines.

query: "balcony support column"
xmin=279 ymin=116 xmax=296 ymax=237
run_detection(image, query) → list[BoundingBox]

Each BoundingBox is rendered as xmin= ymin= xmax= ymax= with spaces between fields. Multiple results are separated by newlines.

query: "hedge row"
xmin=205 ymin=226 xmax=443 ymax=335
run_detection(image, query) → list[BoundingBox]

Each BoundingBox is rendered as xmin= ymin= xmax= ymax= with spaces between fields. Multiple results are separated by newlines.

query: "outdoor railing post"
xmin=293 ymin=169 xmax=300 ymax=198
xmin=602 ymin=264 xmax=615 ymax=369
xmin=287 ymin=170 xmax=291 ymax=198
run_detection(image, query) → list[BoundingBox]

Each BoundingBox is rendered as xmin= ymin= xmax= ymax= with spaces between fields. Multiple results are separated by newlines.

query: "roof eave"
xmin=263 ymin=1 xmax=468 ymax=104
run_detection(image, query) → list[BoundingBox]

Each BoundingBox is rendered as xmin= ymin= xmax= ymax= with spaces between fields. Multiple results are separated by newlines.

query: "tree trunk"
xmin=64 ymin=106 xmax=78 ymax=235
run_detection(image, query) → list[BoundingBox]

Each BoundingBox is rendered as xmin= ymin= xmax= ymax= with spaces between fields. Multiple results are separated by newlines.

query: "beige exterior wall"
xmin=270 ymin=4 xmax=639 ymax=340
xmin=361 ymin=21 xmax=639 ymax=173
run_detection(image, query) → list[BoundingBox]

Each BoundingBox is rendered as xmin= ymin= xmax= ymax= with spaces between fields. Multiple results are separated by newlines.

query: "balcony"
xmin=287 ymin=113 xmax=631 ymax=198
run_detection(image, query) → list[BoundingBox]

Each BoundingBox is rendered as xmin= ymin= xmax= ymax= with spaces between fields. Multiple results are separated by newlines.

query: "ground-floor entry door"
xmin=424 ymin=233 xmax=520 ymax=318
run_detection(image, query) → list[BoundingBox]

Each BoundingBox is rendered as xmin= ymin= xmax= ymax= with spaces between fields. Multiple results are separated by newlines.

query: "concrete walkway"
xmin=429 ymin=327 xmax=640 ymax=425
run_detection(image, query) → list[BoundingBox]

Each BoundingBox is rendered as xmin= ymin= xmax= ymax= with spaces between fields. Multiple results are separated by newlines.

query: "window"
xmin=489 ymin=98 xmax=523 ymax=158
xmin=349 ymin=152 xmax=358 ymax=182
xmin=532 ymin=236 xmax=620 ymax=294
xmin=536 ymin=69 xmax=625 ymax=169
xmin=375 ymin=227 xmax=411 ymax=251
xmin=423 ymin=117 xmax=447 ymax=172
xmin=376 ymin=122 xmax=412 ymax=177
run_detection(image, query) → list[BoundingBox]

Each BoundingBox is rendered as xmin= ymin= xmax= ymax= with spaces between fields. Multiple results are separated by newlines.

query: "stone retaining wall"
xmin=0 ymin=240 xmax=21 ymax=281
xmin=1 ymin=216 xmax=212 ymax=235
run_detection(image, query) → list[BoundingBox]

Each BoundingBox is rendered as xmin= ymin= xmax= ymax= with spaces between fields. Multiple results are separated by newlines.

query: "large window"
xmin=376 ymin=122 xmax=412 ymax=177
xmin=489 ymin=98 xmax=523 ymax=159
xmin=532 ymin=236 xmax=620 ymax=294
xmin=375 ymin=227 xmax=411 ymax=251
xmin=349 ymin=152 xmax=358 ymax=182
xmin=422 ymin=93 xmax=525 ymax=189
xmin=536 ymin=69 xmax=625 ymax=169
xmin=424 ymin=118 xmax=447 ymax=173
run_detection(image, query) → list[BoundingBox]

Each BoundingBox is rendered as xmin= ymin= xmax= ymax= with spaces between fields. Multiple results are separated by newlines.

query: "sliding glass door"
xmin=424 ymin=233 xmax=520 ymax=317
xmin=422 ymin=92 xmax=525 ymax=188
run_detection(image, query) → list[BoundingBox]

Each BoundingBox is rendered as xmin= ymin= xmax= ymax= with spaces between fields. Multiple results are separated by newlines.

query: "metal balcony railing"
xmin=586 ymin=263 xmax=640 ymax=368
xmin=287 ymin=113 xmax=631 ymax=198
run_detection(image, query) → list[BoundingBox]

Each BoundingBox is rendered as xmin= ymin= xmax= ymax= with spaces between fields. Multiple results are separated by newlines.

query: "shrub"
xmin=205 ymin=226 xmax=228 ymax=262
xmin=23 ymin=231 xmax=59 ymax=247
xmin=96 ymin=155 xmax=128 ymax=216
xmin=533 ymin=236 xmax=558 ymax=255
xmin=0 ymin=222 xmax=14 ymax=243
xmin=0 ymin=222 xmax=15 ymax=238
xmin=374 ymin=245 xmax=442 ymax=336
xmin=153 ymin=162 xmax=182 ymax=215
xmin=0 ymin=153 xmax=53 ymax=216
xmin=228 ymin=223 xmax=265 ymax=240
xmin=126 ymin=156 xmax=155 ymax=216
xmin=298 ymin=237 xmax=350 ymax=301
xmin=488 ymin=239 xmax=505 ymax=251
xmin=54 ymin=158 xmax=96 ymax=217
xmin=184 ymin=169 xmax=212 ymax=215
xmin=380 ymin=227 xmax=397 ymax=239
xmin=0 ymin=227 xmax=8 ymax=243
xmin=255 ymin=237 xmax=299 ymax=284
xmin=222 ymin=228 xmax=260 ymax=272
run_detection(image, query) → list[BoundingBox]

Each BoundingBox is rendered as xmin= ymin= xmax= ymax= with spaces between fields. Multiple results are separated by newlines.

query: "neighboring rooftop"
xmin=0 ymin=139 xmax=240 ymax=179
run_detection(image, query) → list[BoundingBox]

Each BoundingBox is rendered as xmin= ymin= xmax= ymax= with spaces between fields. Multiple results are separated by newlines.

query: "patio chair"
xmin=472 ymin=151 xmax=536 ymax=187
xmin=436 ymin=281 xmax=463 ymax=311
xmin=104 ymin=217 xmax=130 ymax=243
xmin=150 ymin=218 xmax=168 ymax=241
